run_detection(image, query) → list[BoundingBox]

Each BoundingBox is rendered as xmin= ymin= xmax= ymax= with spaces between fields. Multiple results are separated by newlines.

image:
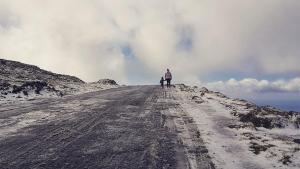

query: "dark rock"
xmin=249 ymin=142 xmax=275 ymax=155
xmin=239 ymin=109 xmax=289 ymax=129
xmin=191 ymin=95 xmax=204 ymax=104
xmin=279 ymin=155 xmax=292 ymax=165
xmin=227 ymin=124 xmax=238 ymax=129
xmin=12 ymin=81 xmax=48 ymax=94
xmin=97 ymin=79 xmax=118 ymax=85
xmin=231 ymin=110 xmax=238 ymax=116
xmin=295 ymin=118 xmax=300 ymax=129
xmin=23 ymin=91 xmax=28 ymax=96
xmin=228 ymin=124 xmax=251 ymax=129
xmin=192 ymin=96 xmax=200 ymax=100
xmin=0 ymin=60 xmax=7 ymax=65
xmin=293 ymin=139 xmax=300 ymax=144
xmin=200 ymin=87 xmax=209 ymax=93
xmin=233 ymin=98 xmax=248 ymax=103
xmin=294 ymin=147 xmax=300 ymax=152
xmin=0 ymin=82 xmax=10 ymax=90
xmin=196 ymin=131 xmax=200 ymax=138
xmin=214 ymin=92 xmax=227 ymax=98
xmin=240 ymin=112 xmax=272 ymax=129
xmin=242 ymin=132 xmax=261 ymax=140
xmin=177 ymin=84 xmax=187 ymax=89
xmin=195 ymin=100 xmax=204 ymax=104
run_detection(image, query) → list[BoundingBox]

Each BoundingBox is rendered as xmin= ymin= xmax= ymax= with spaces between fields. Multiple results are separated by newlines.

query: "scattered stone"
xmin=191 ymin=95 xmax=204 ymax=104
xmin=196 ymin=131 xmax=200 ymax=138
xmin=200 ymin=87 xmax=209 ymax=93
xmin=0 ymin=82 xmax=10 ymax=90
xmin=192 ymin=96 xmax=200 ymax=100
xmin=97 ymin=79 xmax=118 ymax=85
xmin=239 ymin=111 xmax=288 ymax=129
xmin=195 ymin=100 xmax=204 ymax=104
xmin=293 ymin=139 xmax=300 ymax=144
xmin=242 ymin=132 xmax=261 ymax=140
xmin=213 ymin=92 xmax=227 ymax=98
xmin=295 ymin=118 xmax=300 ymax=129
xmin=231 ymin=110 xmax=238 ymax=116
xmin=227 ymin=124 xmax=250 ymax=129
xmin=12 ymin=81 xmax=48 ymax=94
xmin=279 ymin=155 xmax=292 ymax=165
xmin=23 ymin=91 xmax=28 ymax=96
xmin=249 ymin=142 xmax=275 ymax=155
xmin=294 ymin=147 xmax=300 ymax=152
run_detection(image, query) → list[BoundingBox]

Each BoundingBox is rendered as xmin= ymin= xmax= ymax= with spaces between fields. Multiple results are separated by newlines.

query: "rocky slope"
xmin=0 ymin=59 xmax=84 ymax=85
xmin=0 ymin=59 xmax=118 ymax=103
xmin=178 ymin=84 xmax=300 ymax=130
xmin=176 ymin=84 xmax=300 ymax=168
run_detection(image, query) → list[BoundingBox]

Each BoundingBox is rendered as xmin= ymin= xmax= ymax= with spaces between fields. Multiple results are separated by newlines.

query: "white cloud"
xmin=207 ymin=77 xmax=300 ymax=94
xmin=0 ymin=0 xmax=300 ymax=84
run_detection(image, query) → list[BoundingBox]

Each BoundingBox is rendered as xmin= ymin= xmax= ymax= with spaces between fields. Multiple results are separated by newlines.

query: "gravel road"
xmin=0 ymin=86 xmax=214 ymax=169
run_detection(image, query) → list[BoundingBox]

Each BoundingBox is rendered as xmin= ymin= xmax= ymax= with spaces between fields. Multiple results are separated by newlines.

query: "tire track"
xmin=158 ymin=88 xmax=215 ymax=169
xmin=0 ymin=86 xmax=178 ymax=168
xmin=0 ymin=86 xmax=215 ymax=169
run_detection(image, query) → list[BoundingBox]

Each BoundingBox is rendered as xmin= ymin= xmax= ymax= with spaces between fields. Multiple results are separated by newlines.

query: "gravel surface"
xmin=0 ymin=86 xmax=214 ymax=169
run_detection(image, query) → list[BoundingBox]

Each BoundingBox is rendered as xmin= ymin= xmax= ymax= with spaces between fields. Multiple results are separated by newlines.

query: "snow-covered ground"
xmin=0 ymin=110 xmax=56 ymax=140
xmin=0 ymin=80 xmax=119 ymax=105
xmin=175 ymin=84 xmax=300 ymax=169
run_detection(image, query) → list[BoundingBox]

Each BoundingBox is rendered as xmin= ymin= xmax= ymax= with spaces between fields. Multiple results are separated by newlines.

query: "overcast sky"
xmin=1 ymin=0 xmax=300 ymax=97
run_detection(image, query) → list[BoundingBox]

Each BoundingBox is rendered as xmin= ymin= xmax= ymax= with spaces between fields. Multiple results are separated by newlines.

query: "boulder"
xmin=97 ymin=79 xmax=118 ymax=85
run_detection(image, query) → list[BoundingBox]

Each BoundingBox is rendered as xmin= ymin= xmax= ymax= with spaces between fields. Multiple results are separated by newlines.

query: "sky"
xmin=0 ymin=0 xmax=300 ymax=108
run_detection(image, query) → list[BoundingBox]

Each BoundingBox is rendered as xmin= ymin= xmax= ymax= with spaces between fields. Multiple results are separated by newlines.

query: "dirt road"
xmin=0 ymin=86 xmax=214 ymax=169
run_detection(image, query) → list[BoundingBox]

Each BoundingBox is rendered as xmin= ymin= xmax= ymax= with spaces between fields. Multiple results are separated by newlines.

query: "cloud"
xmin=0 ymin=0 xmax=300 ymax=84
xmin=207 ymin=77 xmax=300 ymax=94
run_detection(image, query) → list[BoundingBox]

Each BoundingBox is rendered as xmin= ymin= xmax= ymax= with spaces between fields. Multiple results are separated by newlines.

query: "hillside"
xmin=0 ymin=59 xmax=118 ymax=103
xmin=177 ymin=84 xmax=300 ymax=168
xmin=0 ymin=59 xmax=84 ymax=85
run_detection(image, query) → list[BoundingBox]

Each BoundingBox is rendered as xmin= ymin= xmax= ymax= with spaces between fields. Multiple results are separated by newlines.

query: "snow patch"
xmin=0 ymin=111 xmax=55 ymax=139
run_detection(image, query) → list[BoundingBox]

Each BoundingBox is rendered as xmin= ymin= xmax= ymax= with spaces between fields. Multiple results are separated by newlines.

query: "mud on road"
xmin=0 ymin=86 xmax=214 ymax=169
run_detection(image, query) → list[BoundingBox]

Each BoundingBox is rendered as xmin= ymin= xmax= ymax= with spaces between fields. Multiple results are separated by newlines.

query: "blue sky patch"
xmin=121 ymin=45 xmax=135 ymax=60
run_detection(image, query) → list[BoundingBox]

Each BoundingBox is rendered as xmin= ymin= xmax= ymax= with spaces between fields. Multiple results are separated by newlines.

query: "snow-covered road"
xmin=0 ymin=86 xmax=214 ymax=169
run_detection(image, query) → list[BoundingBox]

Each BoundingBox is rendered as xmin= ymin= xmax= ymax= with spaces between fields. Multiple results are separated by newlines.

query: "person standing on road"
xmin=160 ymin=77 xmax=165 ymax=88
xmin=165 ymin=69 xmax=172 ymax=88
